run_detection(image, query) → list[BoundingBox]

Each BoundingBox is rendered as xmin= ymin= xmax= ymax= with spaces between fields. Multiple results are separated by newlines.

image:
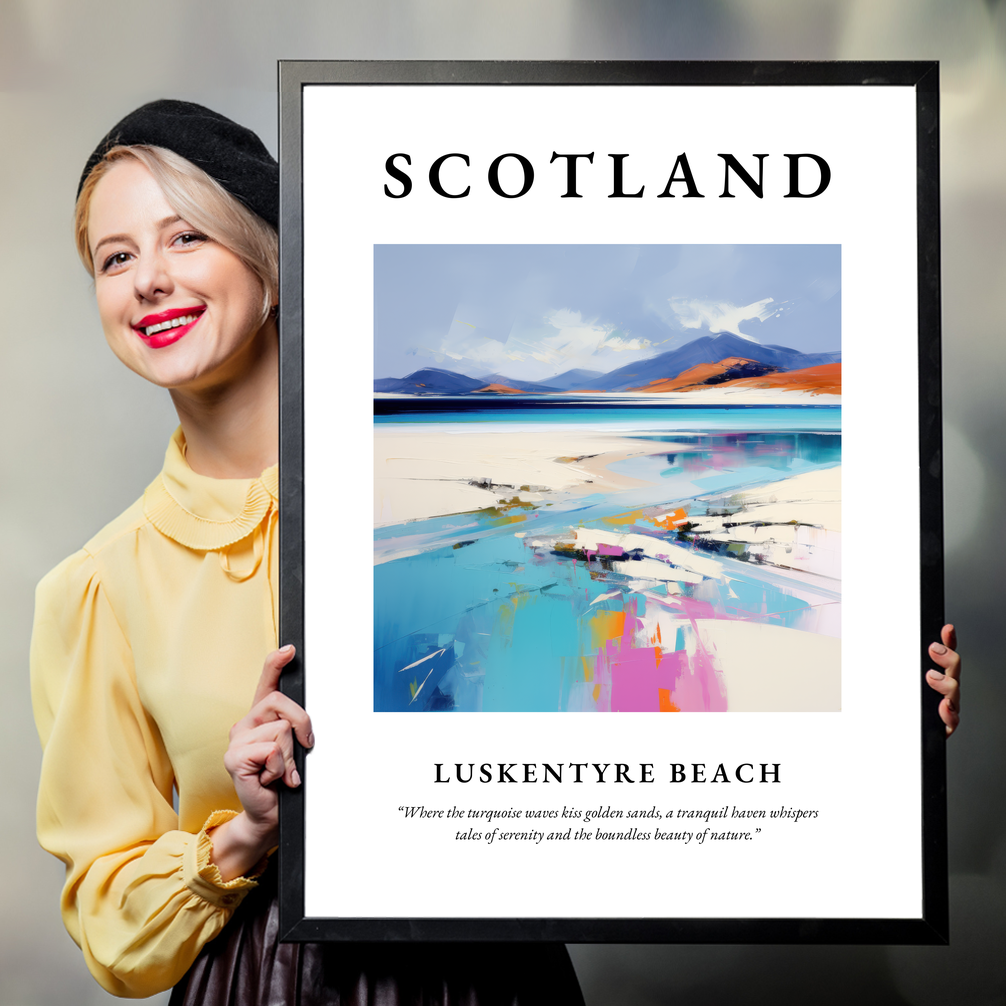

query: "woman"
xmin=31 ymin=100 xmax=586 ymax=1003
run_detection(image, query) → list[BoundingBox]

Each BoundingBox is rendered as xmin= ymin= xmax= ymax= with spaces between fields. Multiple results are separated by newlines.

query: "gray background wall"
xmin=1 ymin=2 xmax=1002 ymax=1003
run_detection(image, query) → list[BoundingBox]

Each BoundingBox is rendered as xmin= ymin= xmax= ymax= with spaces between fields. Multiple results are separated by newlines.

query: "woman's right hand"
xmin=926 ymin=624 xmax=961 ymax=737
xmin=209 ymin=645 xmax=314 ymax=881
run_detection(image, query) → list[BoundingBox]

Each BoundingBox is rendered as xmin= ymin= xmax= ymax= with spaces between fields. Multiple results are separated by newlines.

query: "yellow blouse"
xmin=31 ymin=428 xmax=279 ymax=998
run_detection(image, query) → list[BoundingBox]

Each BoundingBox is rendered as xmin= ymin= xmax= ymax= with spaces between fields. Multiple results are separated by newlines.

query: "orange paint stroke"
xmin=658 ymin=688 xmax=680 ymax=712
xmin=602 ymin=506 xmax=689 ymax=530
xmin=647 ymin=507 xmax=689 ymax=531
xmin=631 ymin=357 xmax=758 ymax=392
xmin=589 ymin=610 xmax=627 ymax=649
xmin=474 ymin=382 xmax=524 ymax=394
xmin=635 ymin=362 xmax=841 ymax=396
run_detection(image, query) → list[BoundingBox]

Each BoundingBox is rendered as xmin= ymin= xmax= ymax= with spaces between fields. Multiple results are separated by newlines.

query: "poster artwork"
xmin=286 ymin=63 xmax=943 ymax=941
xmin=374 ymin=244 xmax=841 ymax=715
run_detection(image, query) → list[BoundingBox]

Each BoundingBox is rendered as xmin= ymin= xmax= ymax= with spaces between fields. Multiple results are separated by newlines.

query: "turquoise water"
xmin=375 ymin=404 xmax=840 ymax=430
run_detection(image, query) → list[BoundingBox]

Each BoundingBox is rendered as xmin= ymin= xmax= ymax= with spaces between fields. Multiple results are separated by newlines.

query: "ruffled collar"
xmin=143 ymin=428 xmax=278 ymax=551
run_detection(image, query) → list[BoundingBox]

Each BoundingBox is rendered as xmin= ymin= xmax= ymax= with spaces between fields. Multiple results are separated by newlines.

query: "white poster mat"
xmin=301 ymin=84 xmax=919 ymax=920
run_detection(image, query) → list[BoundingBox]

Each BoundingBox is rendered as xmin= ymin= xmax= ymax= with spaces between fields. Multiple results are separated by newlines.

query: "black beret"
xmin=78 ymin=99 xmax=278 ymax=228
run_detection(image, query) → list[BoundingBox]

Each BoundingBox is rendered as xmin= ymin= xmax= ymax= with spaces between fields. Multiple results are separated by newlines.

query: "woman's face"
xmin=87 ymin=158 xmax=270 ymax=393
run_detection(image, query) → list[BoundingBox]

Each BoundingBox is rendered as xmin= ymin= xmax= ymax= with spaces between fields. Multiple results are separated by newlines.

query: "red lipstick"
xmin=132 ymin=306 xmax=206 ymax=349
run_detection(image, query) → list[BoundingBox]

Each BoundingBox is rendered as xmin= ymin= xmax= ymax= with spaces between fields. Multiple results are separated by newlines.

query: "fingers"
xmin=928 ymin=643 xmax=961 ymax=679
xmin=928 ymin=629 xmax=961 ymax=682
xmin=926 ymin=625 xmax=961 ymax=737
xmin=227 ymin=720 xmax=301 ymax=788
xmin=925 ymin=686 xmax=960 ymax=736
xmin=233 ymin=689 xmax=314 ymax=750
xmin=252 ymin=644 xmax=297 ymax=706
xmin=926 ymin=667 xmax=959 ymax=706
xmin=225 ymin=739 xmax=289 ymax=788
xmin=941 ymin=623 xmax=957 ymax=653
xmin=939 ymin=697 xmax=961 ymax=737
xmin=244 ymin=644 xmax=314 ymax=749
xmin=926 ymin=665 xmax=960 ymax=738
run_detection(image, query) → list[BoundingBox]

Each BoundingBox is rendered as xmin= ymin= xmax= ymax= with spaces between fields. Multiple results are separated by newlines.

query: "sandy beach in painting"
xmin=375 ymin=388 xmax=840 ymax=526
xmin=375 ymin=426 xmax=656 ymax=524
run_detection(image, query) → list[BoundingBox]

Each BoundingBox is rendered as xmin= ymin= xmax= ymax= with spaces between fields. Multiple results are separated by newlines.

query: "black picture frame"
xmin=277 ymin=60 xmax=945 ymax=944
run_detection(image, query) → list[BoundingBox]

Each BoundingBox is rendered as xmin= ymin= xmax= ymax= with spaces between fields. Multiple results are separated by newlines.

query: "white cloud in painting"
xmin=669 ymin=297 xmax=782 ymax=341
xmin=417 ymin=308 xmax=662 ymax=381
xmin=540 ymin=308 xmax=655 ymax=359
xmin=598 ymin=334 xmax=654 ymax=352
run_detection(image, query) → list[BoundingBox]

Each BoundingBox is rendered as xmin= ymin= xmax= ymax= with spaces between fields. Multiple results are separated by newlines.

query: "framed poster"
xmin=277 ymin=61 xmax=946 ymax=943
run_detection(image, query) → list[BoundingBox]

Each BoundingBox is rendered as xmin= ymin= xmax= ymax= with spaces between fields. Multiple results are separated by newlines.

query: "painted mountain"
xmin=537 ymin=368 xmax=607 ymax=391
xmin=587 ymin=333 xmax=840 ymax=391
xmin=375 ymin=333 xmax=841 ymax=396
xmin=374 ymin=369 xmax=488 ymax=395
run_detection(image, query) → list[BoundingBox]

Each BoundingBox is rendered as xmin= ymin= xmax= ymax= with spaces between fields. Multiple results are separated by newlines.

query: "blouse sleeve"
xmin=31 ymin=549 xmax=262 ymax=998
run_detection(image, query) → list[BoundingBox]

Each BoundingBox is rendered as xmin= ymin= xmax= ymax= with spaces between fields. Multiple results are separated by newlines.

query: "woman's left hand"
xmin=926 ymin=624 xmax=961 ymax=737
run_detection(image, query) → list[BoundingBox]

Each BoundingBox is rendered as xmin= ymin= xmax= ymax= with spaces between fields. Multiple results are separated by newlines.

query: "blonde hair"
xmin=75 ymin=145 xmax=278 ymax=323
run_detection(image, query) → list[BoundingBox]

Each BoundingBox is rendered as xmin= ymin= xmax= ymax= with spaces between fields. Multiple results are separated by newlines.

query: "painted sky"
xmin=374 ymin=244 xmax=841 ymax=383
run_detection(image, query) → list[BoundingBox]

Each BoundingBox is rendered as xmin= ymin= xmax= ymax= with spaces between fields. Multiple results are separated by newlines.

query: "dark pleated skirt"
xmin=169 ymin=869 xmax=585 ymax=1006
